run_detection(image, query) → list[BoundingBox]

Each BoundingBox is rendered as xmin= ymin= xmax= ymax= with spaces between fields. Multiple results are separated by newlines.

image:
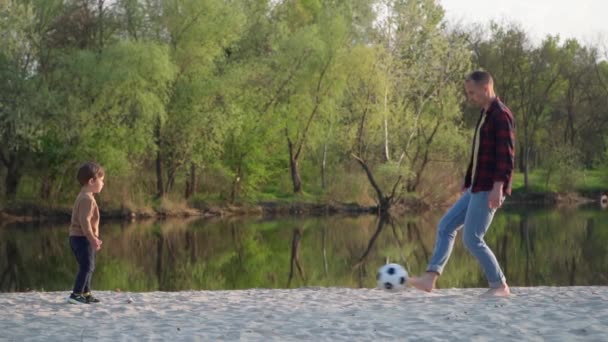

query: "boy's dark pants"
xmin=69 ymin=236 xmax=95 ymax=294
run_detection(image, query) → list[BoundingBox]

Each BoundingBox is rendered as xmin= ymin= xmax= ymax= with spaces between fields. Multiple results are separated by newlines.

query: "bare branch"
xmin=294 ymin=54 xmax=334 ymax=160
xmin=352 ymin=215 xmax=388 ymax=270
xmin=388 ymin=175 xmax=402 ymax=202
xmin=0 ymin=150 xmax=8 ymax=167
xmin=261 ymin=50 xmax=312 ymax=114
xmin=351 ymin=154 xmax=384 ymax=205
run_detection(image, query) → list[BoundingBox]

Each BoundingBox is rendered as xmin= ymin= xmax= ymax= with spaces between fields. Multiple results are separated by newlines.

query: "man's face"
xmin=464 ymin=80 xmax=487 ymax=106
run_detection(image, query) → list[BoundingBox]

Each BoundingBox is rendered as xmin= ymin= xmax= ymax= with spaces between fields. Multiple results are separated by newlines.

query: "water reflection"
xmin=1 ymin=207 xmax=607 ymax=292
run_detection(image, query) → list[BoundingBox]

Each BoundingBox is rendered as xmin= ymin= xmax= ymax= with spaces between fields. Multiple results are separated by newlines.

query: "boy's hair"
xmin=466 ymin=70 xmax=494 ymax=86
xmin=77 ymin=162 xmax=104 ymax=186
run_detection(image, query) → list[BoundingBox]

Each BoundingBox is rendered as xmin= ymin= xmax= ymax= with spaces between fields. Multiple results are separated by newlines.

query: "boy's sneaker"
xmin=84 ymin=293 xmax=100 ymax=303
xmin=67 ymin=293 xmax=89 ymax=304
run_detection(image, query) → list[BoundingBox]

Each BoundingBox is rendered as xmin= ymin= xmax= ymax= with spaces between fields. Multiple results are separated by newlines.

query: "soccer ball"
xmin=377 ymin=263 xmax=408 ymax=291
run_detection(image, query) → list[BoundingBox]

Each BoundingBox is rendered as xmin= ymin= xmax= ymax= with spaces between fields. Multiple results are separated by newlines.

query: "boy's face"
xmin=88 ymin=175 xmax=105 ymax=193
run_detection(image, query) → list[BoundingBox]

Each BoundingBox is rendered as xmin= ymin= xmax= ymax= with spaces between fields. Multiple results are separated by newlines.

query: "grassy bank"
xmin=1 ymin=169 xmax=606 ymax=223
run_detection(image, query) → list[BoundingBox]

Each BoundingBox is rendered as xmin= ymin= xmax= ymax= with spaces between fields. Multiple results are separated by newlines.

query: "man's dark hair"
xmin=466 ymin=71 xmax=494 ymax=85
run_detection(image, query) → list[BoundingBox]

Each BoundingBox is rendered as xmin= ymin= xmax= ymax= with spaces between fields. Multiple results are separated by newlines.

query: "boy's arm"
xmin=78 ymin=197 xmax=99 ymax=244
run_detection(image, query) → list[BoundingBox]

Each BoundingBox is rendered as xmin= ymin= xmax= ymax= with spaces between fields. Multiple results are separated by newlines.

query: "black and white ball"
xmin=377 ymin=263 xmax=408 ymax=291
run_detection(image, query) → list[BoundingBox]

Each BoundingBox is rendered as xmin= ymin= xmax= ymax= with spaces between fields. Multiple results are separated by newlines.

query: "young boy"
xmin=68 ymin=162 xmax=104 ymax=304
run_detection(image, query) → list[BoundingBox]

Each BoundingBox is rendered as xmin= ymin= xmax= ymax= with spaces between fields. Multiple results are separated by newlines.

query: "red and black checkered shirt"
xmin=464 ymin=97 xmax=515 ymax=195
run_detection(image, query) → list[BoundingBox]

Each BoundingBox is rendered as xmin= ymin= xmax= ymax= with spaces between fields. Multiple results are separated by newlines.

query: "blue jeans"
xmin=70 ymin=236 xmax=96 ymax=294
xmin=427 ymin=189 xmax=506 ymax=288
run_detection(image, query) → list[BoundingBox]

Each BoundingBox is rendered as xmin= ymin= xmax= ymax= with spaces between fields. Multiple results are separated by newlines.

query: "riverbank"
xmin=0 ymin=190 xmax=603 ymax=224
xmin=0 ymin=200 xmax=379 ymax=224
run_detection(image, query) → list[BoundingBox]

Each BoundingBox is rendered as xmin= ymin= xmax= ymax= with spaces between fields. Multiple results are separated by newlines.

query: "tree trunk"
xmin=521 ymin=213 xmax=531 ymax=286
xmin=5 ymin=172 xmax=20 ymax=199
xmin=569 ymin=256 xmax=576 ymax=286
xmin=4 ymin=154 xmax=21 ymax=200
xmin=322 ymin=226 xmax=328 ymax=277
xmin=288 ymin=139 xmax=302 ymax=194
xmin=290 ymin=157 xmax=302 ymax=194
xmin=155 ymin=233 xmax=164 ymax=291
xmin=287 ymin=228 xmax=305 ymax=287
xmin=383 ymin=61 xmax=390 ymax=162
xmin=523 ymin=125 xmax=530 ymax=191
xmin=321 ymin=143 xmax=327 ymax=190
xmin=352 ymin=213 xmax=389 ymax=270
xmin=166 ymin=167 xmax=176 ymax=194
xmin=156 ymin=151 xmax=164 ymax=198
xmin=352 ymin=154 xmax=401 ymax=213
xmin=231 ymin=224 xmax=244 ymax=268
xmin=0 ymin=240 xmax=26 ymax=291
xmin=184 ymin=231 xmax=197 ymax=264
xmin=155 ymin=116 xmax=164 ymax=198
xmin=518 ymin=146 xmax=525 ymax=173
xmin=408 ymin=222 xmax=430 ymax=262
xmin=565 ymin=86 xmax=577 ymax=146
xmin=40 ymin=175 xmax=53 ymax=200
xmin=524 ymin=145 xmax=530 ymax=191
xmin=185 ymin=163 xmax=197 ymax=199
xmin=230 ymin=163 xmax=242 ymax=204
xmin=566 ymin=107 xmax=575 ymax=146
xmin=383 ymin=118 xmax=390 ymax=162
xmin=97 ymin=0 xmax=104 ymax=50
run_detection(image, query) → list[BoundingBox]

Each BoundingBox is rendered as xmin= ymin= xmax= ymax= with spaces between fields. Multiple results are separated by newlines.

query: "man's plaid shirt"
xmin=464 ymin=97 xmax=515 ymax=195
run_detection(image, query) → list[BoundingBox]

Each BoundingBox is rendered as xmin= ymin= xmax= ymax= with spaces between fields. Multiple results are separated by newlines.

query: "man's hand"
xmin=92 ymin=238 xmax=103 ymax=251
xmin=489 ymin=182 xmax=503 ymax=209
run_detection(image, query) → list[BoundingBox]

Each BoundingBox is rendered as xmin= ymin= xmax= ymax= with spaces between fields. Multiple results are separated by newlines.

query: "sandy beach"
xmin=1 ymin=287 xmax=607 ymax=341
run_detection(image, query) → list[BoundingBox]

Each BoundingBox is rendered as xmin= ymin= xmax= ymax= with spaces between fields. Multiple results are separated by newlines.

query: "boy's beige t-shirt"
xmin=69 ymin=191 xmax=100 ymax=240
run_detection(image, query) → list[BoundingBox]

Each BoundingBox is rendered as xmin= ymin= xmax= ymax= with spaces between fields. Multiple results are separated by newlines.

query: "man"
xmin=408 ymin=70 xmax=515 ymax=297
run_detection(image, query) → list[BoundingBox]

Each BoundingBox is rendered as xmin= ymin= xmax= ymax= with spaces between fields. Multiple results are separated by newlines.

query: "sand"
xmin=1 ymin=287 xmax=607 ymax=341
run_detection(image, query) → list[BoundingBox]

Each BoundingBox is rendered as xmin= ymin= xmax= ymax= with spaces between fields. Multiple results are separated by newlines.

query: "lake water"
xmin=1 ymin=205 xmax=607 ymax=292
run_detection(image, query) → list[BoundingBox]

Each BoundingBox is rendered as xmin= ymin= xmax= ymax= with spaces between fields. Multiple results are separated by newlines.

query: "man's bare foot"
xmin=407 ymin=272 xmax=438 ymax=292
xmin=482 ymin=284 xmax=511 ymax=297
